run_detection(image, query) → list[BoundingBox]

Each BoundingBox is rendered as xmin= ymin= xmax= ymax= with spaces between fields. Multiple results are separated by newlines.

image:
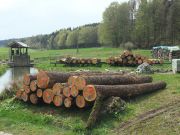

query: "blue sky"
xmin=0 ymin=0 xmax=127 ymax=40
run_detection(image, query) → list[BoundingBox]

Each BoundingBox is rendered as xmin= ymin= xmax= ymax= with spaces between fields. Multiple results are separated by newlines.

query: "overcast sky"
xmin=0 ymin=0 xmax=128 ymax=40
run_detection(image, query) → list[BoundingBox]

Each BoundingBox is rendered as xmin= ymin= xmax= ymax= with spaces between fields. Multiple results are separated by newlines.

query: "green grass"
xmin=0 ymin=47 xmax=179 ymax=135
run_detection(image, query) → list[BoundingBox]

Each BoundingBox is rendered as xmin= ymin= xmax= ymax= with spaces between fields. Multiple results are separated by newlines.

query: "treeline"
xmin=20 ymin=23 xmax=100 ymax=49
xmin=14 ymin=0 xmax=180 ymax=49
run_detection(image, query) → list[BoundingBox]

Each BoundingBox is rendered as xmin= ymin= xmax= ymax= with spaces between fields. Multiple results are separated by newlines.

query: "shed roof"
xmin=9 ymin=41 xmax=29 ymax=48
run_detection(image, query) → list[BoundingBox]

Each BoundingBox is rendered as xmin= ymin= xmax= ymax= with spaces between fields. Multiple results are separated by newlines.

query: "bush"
xmin=123 ymin=42 xmax=136 ymax=51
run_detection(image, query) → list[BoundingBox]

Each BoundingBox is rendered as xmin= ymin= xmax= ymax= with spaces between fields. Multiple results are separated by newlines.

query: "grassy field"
xmin=0 ymin=47 xmax=179 ymax=135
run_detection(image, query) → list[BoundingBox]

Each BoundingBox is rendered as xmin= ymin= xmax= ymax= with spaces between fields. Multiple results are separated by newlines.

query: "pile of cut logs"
xmin=169 ymin=50 xmax=180 ymax=61
xmin=59 ymin=57 xmax=101 ymax=66
xmin=16 ymin=70 xmax=166 ymax=128
xmin=106 ymin=50 xmax=163 ymax=66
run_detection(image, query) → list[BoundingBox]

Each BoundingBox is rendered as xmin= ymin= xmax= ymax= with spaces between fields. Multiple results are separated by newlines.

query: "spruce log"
xmin=30 ymin=93 xmax=38 ymax=104
xmin=30 ymin=80 xmax=38 ymax=92
xmin=16 ymin=89 xmax=23 ymax=99
xmin=21 ymin=91 xmax=29 ymax=102
xmin=68 ymin=76 xmax=78 ymax=86
xmin=37 ymin=71 xmax=126 ymax=89
xmin=23 ymin=74 xmax=37 ymax=86
xmin=76 ymin=95 xmax=86 ymax=108
xmin=23 ymin=85 xmax=31 ymax=94
xmin=83 ymin=82 xmax=166 ymax=102
xmin=43 ymin=89 xmax=54 ymax=104
xmin=63 ymin=86 xmax=71 ymax=97
xmin=64 ymin=97 xmax=73 ymax=108
xmin=75 ymin=75 xmax=153 ymax=90
xmin=86 ymin=96 xmax=104 ymax=128
xmin=37 ymin=89 xmax=43 ymax=98
xmin=70 ymin=85 xmax=79 ymax=97
xmin=53 ymin=95 xmax=65 ymax=107
xmin=52 ymin=83 xmax=63 ymax=95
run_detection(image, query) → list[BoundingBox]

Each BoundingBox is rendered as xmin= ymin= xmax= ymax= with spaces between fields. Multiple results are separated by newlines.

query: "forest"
xmin=4 ymin=0 xmax=180 ymax=49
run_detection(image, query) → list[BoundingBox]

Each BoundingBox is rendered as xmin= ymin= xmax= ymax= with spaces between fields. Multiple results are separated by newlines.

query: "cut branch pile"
xmin=16 ymin=70 xmax=166 ymax=128
xmin=59 ymin=56 xmax=101 ymax=66
xmin=106 ymin=50 xmax=163 ymax=66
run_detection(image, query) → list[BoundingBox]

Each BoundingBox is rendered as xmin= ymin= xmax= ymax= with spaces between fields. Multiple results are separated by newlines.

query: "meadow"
xmin=0 ymin=47 xmax=179 ymax=135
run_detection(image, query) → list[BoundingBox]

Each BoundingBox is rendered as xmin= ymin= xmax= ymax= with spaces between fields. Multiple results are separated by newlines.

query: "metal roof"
xmin=8 ymin=41 xmax=29 ymax=48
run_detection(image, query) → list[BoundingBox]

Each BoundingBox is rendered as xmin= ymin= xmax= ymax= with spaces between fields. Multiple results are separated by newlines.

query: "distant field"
xmin=0 ymin=47 xmax=151 ymax=59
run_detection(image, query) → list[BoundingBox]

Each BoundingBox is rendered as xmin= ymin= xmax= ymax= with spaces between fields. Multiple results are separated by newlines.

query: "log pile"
xmin=16 ymin=70 xmax=167 ymax=128
xmin=59 ymin=57 xmax=101 ymax=66
xmin=106 ymin=50 xmax=163 ymax=66
xmin=169 ymin=50 xmax=180 ymax=61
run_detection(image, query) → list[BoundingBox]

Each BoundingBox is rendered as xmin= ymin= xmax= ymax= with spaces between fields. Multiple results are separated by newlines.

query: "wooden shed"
xmin=8 ymin=41 xmax=33 ymax=67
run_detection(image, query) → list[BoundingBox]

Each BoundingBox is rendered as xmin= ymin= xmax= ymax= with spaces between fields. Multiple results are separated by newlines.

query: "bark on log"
xmin=86 ymin=95 xmax=104 ymax=128
xmin=37 ymin=71 xmax=126 ymax=89
xmin=37 ymin=89 xmax=43 ymax=98
xmin=30 ymin=80 xmax=38 ymax=92
xmin=30 ymin=93 xmax=38 ymax=104
xmin=23 ymin=74 xmax=37 ymax=86
xmin=83 ymin=82 xmax=166 ymax=102
xmin=53 ymin=95 xmax=65 ymax=107
xmin=43 ymin=89 xmax=54 ymax=104
xmin=75 ymin=75 xmax=153 ymax=90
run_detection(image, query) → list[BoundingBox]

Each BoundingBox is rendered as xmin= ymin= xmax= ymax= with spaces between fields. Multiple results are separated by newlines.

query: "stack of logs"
xmin=16 ymin=70 xmax=166 ymax=128
xmin=106 ymin=50 xmax=163 ymax=66
xmin=169 ymin=50 xmax=180 ymax=61
xmin=59 ymin=57 xmax=101 ymax=66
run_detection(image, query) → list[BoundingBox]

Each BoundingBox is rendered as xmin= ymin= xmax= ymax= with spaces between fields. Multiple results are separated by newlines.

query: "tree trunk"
xmin=52 ymin=83 xmax=64 ymax=95
xmin=83 ymin=82 xmax=166 ymax=102
xmin=30 ymin=80 xmax=38 ymax=92
xmin=37 ymin=70 xmax=127 ymax=89
xmin=43 ymin=89 xmax=54 ymax=104
xmin=86 ymin=95 xmax=104 ymax=128
xmin=63 ymin=86 xmax=71 ymax=97
xmin=23 ymin=74 xmax=37 ymax=86
xmin=37 ymin=89 xmax=43 ymax=98
xmin=70 ymin=85 xmax=79 ymax=97
xmin=21 ymin=91 xmax=29 ymax=102
xmin=64 ymin=97 xmax=73 ymax=108
xmin=23 ymin=85 xmax=31 ymax=94
xmin=75 ymin=95 xmax=86 ymax=108
xmin=75 ymin=75 xmax=153 ymax=90
xmin=30 ymin=93 xmax=39 ymax=104
xmin=53 ymin=95 xmax=65 ymax=107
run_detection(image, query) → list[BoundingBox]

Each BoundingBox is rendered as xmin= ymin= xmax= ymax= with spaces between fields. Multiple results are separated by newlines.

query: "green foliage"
xmin=123 ymin=42 xmax=136 ymax=51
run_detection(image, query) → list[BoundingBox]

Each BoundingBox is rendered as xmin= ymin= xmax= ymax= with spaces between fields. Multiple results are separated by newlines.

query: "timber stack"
xmin=16 ymin=70 xmax=167 ymax=128
xmin=59 ymin=56 xmax=101 ymax=66
xmin=106 ymin=50 xmax=163 ymax=66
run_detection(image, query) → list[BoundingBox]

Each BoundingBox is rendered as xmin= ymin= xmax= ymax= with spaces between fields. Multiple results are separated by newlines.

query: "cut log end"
xmin=68 ymin=76 xmax=78 ymax=86
xmin=64 ymin=97 xmax=72 ymax=108
xmin=37 ymin=89 xmax=43 ymax=98
xmin=23 ymin=85 xmax=30 ymax=94
xmin=63 ymin=87 xmax=71 ymax=97
xmin=23 ymin=74 xmax=31 ymax=86
xmin=75 ymin=76 xmax=86 ymax=90
xmin=83 ymin=85 xmax=97 ymax=102
xmin=30 ymin=93 xmax=38 ymax=104
xmin=21 ymin=91 xmax=29 ymax=102
xmin=76 ymin=95 xmax=86 ymax=108
xmin=30 ymin=80 xmax=37 ymax=92
xmin=16 ymin=89 xmax=23 ymax=99
xmin=43 ymin=89 xmax=54 ymax=104
xmin=52 ymin=83 xmax=63 ymax=95
xmin=70 ymin=85 xmax=79 ymax=97
xmin=53 ymin=95 xmax=64 ymax=107
xmin=37 ymin=71 xmax=50 ymax=89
